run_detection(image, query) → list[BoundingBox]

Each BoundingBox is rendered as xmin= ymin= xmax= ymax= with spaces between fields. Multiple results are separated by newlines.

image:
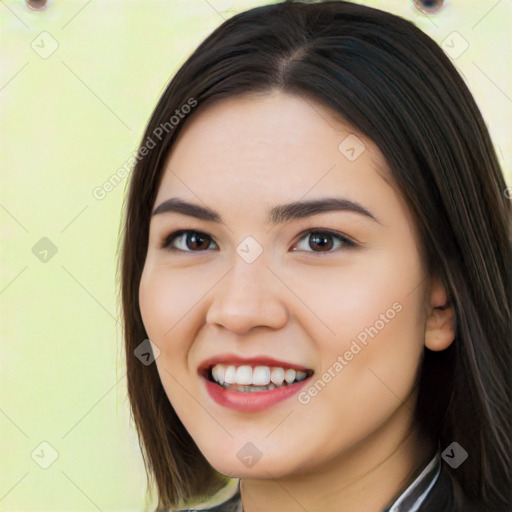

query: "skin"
xmin=139 ymin=92 xmax=456 ymax=512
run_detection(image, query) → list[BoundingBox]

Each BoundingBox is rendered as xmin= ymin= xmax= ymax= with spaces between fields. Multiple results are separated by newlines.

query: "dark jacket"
xmin=174 ymin=452 xmax=508 ymax=512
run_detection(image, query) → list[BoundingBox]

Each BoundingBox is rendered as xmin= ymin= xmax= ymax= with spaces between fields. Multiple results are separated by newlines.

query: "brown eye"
xmin=308 ymin=232 xmax=334 ymax=251
xmin=292 ymin=230 xmax=357 ymax=255
xmin=162 ymin=230 xmax=217 ymax=252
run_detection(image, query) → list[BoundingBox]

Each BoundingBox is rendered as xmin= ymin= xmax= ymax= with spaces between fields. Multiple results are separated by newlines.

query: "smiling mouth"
xmin=203 ymin=363 xmax=315 ymax=393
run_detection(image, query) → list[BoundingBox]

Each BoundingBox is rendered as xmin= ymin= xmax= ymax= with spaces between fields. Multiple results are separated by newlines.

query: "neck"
xmin=239 ymin=398 xmax=433 ymax=512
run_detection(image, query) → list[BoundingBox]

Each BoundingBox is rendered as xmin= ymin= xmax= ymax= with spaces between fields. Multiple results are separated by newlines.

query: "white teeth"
xmin=270 ymin=367 xmax=285 ymax=386
xmin=236 ymin=366 xmax=253 ymax=385
xmin=209 ymin=363 xmax=310 ymax=388
xmin=224 ymin=365 xmax=237 ymax=384
xmin=284 ymin=369 xmax=296 ymax=384
xmin=216 ymin=365 xmax=225 ymax=385
xmin=252 ymin=366 xmax=271 ymax=386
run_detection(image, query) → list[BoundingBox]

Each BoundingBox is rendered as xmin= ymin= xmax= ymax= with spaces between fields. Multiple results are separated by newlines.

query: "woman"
xmin=119 ymin=1 xmax=511 ymax=511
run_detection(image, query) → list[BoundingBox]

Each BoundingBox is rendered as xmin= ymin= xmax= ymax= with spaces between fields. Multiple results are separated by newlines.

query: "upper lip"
xmin=197 ymin=353 xmax=313 ymax=375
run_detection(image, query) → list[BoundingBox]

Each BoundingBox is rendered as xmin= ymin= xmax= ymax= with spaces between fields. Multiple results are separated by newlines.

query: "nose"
xmin=205 ymin=255 xmax=288 ymax=335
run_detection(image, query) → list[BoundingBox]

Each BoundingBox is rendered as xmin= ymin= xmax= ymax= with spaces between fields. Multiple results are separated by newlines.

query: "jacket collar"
xmin=384 ymin=451 xmax=441 ymax=512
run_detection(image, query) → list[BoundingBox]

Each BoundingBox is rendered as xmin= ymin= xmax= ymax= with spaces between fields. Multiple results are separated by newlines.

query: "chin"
xmin=201 ymin=447 xmax=302 ymax=480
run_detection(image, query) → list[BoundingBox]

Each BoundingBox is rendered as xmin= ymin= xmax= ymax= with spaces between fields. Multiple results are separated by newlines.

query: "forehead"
xmin=156 ymin=92 xmax=392 ymax=210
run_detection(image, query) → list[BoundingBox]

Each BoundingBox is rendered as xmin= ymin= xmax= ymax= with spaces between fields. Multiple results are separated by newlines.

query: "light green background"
xmin=1 ymin=0 xmax=510 ymax=510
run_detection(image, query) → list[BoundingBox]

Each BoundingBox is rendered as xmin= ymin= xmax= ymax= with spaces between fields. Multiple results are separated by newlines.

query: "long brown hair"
xmin=119 ymin=1 xmax=511 ymax=510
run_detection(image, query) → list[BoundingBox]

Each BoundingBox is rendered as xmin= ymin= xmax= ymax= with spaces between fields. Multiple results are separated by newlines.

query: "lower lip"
xmin=203 ymin=376 xmax=311 ymax=412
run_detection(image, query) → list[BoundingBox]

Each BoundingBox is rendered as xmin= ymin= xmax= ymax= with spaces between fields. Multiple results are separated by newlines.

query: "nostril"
xmin=26 ymin=0 xmax=48 ymax=11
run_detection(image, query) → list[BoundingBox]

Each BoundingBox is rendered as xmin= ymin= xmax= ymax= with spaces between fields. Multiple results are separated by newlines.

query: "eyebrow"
xmin=152 ymin=197 xmax=381 ymax=225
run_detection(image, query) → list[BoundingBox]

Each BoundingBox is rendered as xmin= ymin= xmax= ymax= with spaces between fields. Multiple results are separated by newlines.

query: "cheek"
xmin=138 ymin=265 xmax=200 ymax=408
xmin=138 ymin=262 xmax=220 ymax=383
xmin=293 ymin=287 xmax=424 ymax=465
xmin=296 ymin=248 xmax=424 ymax=350
xmin=139 ymin=264 xmax=203 ymax=342
xmin=139 ymin=266 xmax=172 ymax=342
xmin=303 ymin=246 xmax=425 ymax=411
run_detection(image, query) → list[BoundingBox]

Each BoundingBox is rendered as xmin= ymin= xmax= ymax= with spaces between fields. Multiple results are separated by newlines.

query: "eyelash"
xmin=160 ymin=229 xmax=358 ymax=255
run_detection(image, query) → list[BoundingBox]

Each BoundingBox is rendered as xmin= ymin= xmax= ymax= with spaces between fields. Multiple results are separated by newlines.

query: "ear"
xmin=424 ymin=275 xmax=456 ymax=351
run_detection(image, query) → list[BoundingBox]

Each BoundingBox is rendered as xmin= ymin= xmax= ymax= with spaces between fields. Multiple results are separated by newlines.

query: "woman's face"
xmin=139 ymin=92 xmax=432 ymax=479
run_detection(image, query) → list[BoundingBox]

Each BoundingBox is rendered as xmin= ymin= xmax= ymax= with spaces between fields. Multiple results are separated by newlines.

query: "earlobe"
xmin=424 ymin=275 xmax=456 ymax=351
xmin=424 ymin=305 xmax=456 ymax=351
